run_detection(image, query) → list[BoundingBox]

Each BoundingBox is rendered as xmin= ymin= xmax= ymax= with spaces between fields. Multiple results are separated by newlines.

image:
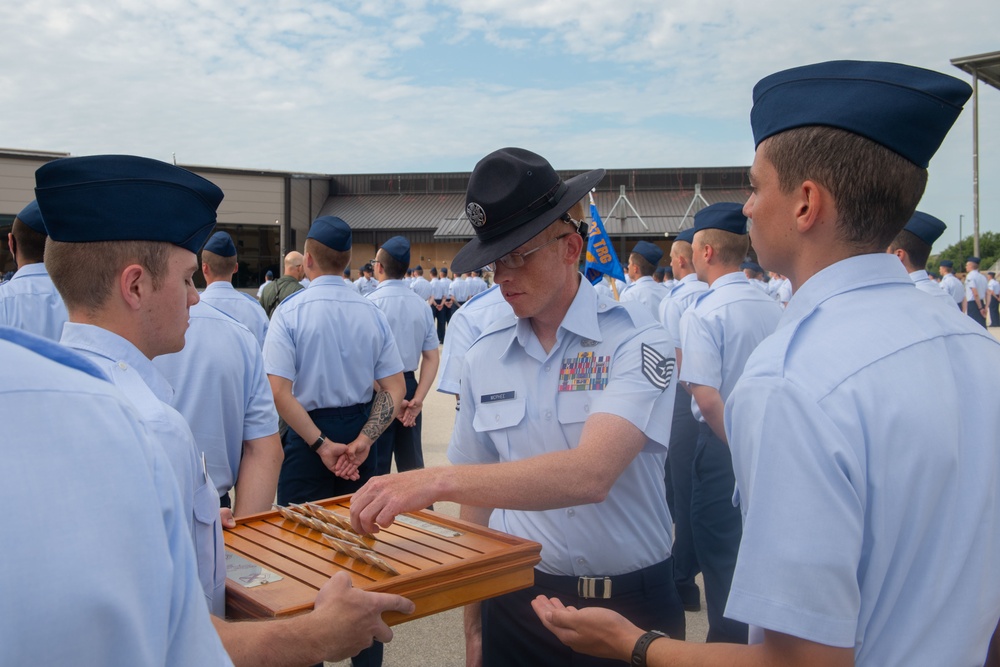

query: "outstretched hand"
xmin=531 ymin=595 xmax=642 ymax=661
xmin=349 ymin=468 xmax=439 ymax=534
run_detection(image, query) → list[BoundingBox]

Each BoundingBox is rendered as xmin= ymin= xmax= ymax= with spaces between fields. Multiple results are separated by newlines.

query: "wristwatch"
xmin=631 ymin=630 xmax=669 ymax=666
xmin=310 ymin=435 xmax=327 ymax=452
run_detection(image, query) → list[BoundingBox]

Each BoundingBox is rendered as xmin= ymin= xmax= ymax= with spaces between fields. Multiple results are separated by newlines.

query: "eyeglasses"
xmin=486 ymin=232 xmax=573 ymax=271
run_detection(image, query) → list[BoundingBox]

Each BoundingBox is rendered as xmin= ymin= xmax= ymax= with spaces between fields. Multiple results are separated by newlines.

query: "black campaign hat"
xmin=452 ymin=147 xmax=605 ymax=274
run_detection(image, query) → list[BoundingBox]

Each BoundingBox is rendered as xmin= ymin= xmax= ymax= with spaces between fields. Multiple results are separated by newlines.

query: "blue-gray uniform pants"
xmin=968 ymin=302 xmax=988 ymax=327
xmin=374 ymin=371 xmax=423 ymax=475
xmin=989 ymin=299 xmax=999 ymax=327
xmin=668 ymin=388 xmax=702 ymax=609
xmin=279 ymin=403 xmax=382 ymax=667
xmin=690 ymin=422 xmax=748 ymax=644
xmin=481 ymin=559 xmax=685 ymax=666
xmin=432 ymin=300 xmax=447 ymax=343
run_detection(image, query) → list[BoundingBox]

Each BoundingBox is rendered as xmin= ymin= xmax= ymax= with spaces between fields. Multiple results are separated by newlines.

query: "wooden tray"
xmin=224 ymin=495 xmax=542 ymax=625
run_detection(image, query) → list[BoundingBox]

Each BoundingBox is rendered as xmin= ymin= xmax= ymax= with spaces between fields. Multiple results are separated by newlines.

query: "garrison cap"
xmin=307 ymin=216 xmax=352 ymax=251
xmin=751 ymin=60 xmax=972 ymax=168
xmin=675 ymin=227 xmax=696 ymax=244
xmin=34 ymin=155 xmax=223 ymax=253
xmin=903 ymin=212 xmax=946 ymax=246
xmin=694 ymin=202 xmax=749 ymax=235
xmin=741 ymin=260 xmax=764 ymax=273
xmin=380 ymin=236 xmax=411 ymax=268
xmin=940 ymin=259 xmax=954 ymax=268
xmin=631 ymin=240 xmax=663 ymax=266
xmin=203 ymin=231 xmax=237 ymax=257
xmin=967 ymin=256 xmax=981 ymax=265
xmin=15 ymin=200 xmax=46 ymax=235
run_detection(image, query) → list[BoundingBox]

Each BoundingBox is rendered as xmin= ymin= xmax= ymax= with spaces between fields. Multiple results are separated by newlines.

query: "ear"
xmin=702 ymin=243 xmax=715 ymax=264
xmin=892 ymin=248 xmax=907 ymax=261
xmin=796 ymin=180 xmax=834 ymax=233
xmin=119 ymin=264 xmax=147 ymax=311
xmin=233 ymin=261 xmax=239 ymax=276
xmin=7 ymin=233 xmax=15 ymax=258
xmin=564 ymin=232 xmax=585 ymax=264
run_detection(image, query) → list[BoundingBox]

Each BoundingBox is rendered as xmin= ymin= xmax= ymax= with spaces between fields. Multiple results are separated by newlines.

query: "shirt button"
xmin=584 ymin=404 xmax=590 ymax=413
xmin=577 ymin=557 xmax=586 ymax=565
xmin=545 ymin=410 xmax=552 ymax=420
xmin=544 ymin=364 xmax=551 ymax=372
xmin=495 ymin=414 xmax=500 ymax=423
xmin=567 ymin=509 xmax=575 ymax=517
xmin=117 ymin=362 xmax=127 ymax=370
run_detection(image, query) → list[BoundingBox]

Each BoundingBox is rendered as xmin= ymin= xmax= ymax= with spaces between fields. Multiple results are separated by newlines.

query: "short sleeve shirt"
xmin=367 ymin=279 xmax=438 ymax=372
xmin=199 ymin=281 xmax=269 ymax=347
xmin=0 ymin=263 xmax=68 ymax=341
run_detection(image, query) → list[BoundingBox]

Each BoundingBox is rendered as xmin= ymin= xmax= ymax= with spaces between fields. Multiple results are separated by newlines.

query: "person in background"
xmin=199 ymin=231 xmax=268 ymax=347
xmin=886 ymin=212 xmax=953 ymax=302
xmin=260 ymin=251 xmax=305 ymax=318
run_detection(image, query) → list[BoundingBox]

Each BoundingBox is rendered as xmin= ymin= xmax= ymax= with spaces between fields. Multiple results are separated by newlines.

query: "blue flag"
xmin=584 ymin=202 xmax=625 ymax=285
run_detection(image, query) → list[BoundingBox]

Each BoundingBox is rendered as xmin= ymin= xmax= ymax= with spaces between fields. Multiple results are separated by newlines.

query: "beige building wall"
xmin=0 ymin=154 xmax=66 ymax=216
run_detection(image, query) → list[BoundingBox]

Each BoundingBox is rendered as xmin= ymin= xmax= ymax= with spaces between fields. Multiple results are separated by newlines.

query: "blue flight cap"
xmin=34 ymin=155 xmax=223 ymax=254
xmin=967 ymin=256 xmax=981 ymax=265
xmin=694 ymin=202 xmax=748 ymax=235
xmin=741 ymin=260 xmax=764 ymax=273
xmin=265 ymin=270 xmax=273 ymax=278
xmin=15 ymin=200 xmax=46 ymax=235
xmin=203 ymin=231 xmax=237 ymax=257
xmin=751 ymin=61 xmax=972 ymax=169
xmin=654 ymin=267 xmax=667 ymax=279
xmin=307 ymin=216 xmax=352 ymax=251
xmin=381 ymin=235 xmax=411 ymax=267
xmin=940 ymin=259 xmax=954 ymax=268
xmin=413 ymin=265 xmax=423 ymax=271
xmin=631 ymin=240 xmax=663 ymax=266
xmin=903 ymin=212 xmax=946 ymax=246
xmin=675 ymin=227 xmax=696 ymax=244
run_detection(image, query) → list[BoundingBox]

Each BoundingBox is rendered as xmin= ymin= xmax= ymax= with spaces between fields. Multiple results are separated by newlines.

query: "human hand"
xmin=349 ymin=468 xmax=439 ymax=534
xmin=219 ymin=507 xmax=236 ymax=529
xmin=331 ymin=437 xmax=371 ymax=480
xmin=316 ymin=439 xmax=358 ymax=480
xmin=397 ymin=397 xmax=423 ymax=427
xmin=310 ymin=571 xmax=414 ymax=662
xmin=530 ymin=595 xmax=642 ymax=661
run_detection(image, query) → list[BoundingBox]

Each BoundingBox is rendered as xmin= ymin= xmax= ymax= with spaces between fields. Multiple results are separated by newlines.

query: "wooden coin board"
xmin=224 ymin=495 xmax=542 ymax=625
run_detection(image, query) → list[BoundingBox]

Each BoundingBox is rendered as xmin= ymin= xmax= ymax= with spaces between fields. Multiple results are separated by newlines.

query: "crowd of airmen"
xmin=1 ymin=59 xmax=999 ymax=667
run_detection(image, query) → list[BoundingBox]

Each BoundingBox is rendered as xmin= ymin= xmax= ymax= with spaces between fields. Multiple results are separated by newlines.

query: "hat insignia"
xmin=467 ymin=202 xmax=486 ymax=228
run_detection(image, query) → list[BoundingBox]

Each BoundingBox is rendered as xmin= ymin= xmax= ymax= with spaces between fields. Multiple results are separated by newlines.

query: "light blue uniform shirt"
xmin=0 ymin=263 xmax=68 ymax=340
xmin=620 ymin=275 xmax=668 ymax=321
xmin=263 ymin=275 xmax=403 ymax=411
xmin=965 ymin=268 xmax=988 ymax=306
xmin=354 ymin=276 xmax=377 ymax=296
xmin=909 ymin=270 xmax=952 ymax=300
xmin=437 ymin=285 xmax=513 ymax=395
xmin=448 ymin=277 xmax=677 ymax=576
xmin=467 ymin=275 xmax=489 ymax=298
xmin=61 ymin=323 xmax=227 ymax=617
xmin=199 ymin=281 xmax=269 ymax=347
xmin=939 ymin=272 xmax=964 ymax=304
xmin=658 ymin=273 xmax=709 ymax=349
xmin=410 ymin=276 xmax=433 ymax=300
xmin=367 ymin=279 xmax=438 ymax=372
xmin=724 ymin=254 xmax=1000 ymax=665
xmin=429 ymin=277 xmax=450 ymax=301
xmin=449 ymin=276 xmax=471 ymax=303
xmin=679 ymin=272 xmax=782 ymax=421
xmin=0 ymin=328 xmax=231 ymax=666
xmin=154 ymin=302 xmax=279 ymax=497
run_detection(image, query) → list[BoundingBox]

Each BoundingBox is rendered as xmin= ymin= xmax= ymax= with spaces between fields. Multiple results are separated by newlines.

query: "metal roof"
xmin=951 ymin=51 xmax=1000 ymax=91
xmin=317 ymin=193 xmax=464 ymax=231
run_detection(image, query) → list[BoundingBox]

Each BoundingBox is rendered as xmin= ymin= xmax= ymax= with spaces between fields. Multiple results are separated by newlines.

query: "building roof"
xmin=951 ymin=51 xmax=1000 ymax=91
xmin=319 ymin=166 xmax=751 ymax=240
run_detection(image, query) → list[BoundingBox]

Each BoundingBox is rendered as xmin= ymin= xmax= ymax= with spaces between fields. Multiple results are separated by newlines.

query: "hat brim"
xmin=451 ymin=168 xmax=605 ymax=274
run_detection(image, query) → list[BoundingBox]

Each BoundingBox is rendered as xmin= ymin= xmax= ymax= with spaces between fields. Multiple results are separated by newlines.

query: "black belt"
xmin=309 ymin=403 xmax=369 ymax=418
xmin=532 ymin=558 xmax=672 ymax=600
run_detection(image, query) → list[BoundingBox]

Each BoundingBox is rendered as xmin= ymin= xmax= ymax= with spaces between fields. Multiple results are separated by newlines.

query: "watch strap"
xmin=630 ymin=630 xmax=668 ymax=666
xmin=310 ymin=435 xmax=326 ymax=452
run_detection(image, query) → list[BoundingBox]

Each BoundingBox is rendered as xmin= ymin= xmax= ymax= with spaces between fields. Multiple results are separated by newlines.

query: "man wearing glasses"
xmin=350 ymin=147 xmax=685 ymax=666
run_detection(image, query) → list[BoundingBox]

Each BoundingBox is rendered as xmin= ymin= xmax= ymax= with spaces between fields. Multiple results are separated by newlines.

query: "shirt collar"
xmin=783 ymin=254 xmax=911 ymax=325
xmin=633 ymin=276 xmax=654 ymax=285
xmin=708 ymin=271 xmax=749 ymax=290
xmin=909 ymin=269 xmax=930 ymax=282
xmin=309 ymin=275 xmax=346 ymax=287
xmin=10 ymin=263 xmax=48 ymax=280
xmin=505 ymin=274 xmax=603 ymax=360
xmin=203 ymin=281 xmax=235 ymax=292
xmin=60 ymin=322 xmax=175 ymax=403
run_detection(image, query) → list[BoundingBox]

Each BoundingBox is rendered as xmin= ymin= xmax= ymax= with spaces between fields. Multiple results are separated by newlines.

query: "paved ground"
xmin=329 ymin=373 xmax=709 ymax=667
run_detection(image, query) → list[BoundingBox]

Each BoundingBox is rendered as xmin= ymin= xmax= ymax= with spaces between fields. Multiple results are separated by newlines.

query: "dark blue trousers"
xmin=432 ymin=301 xmax=447 ymax=343
xmin=374 ymin=372 xmax=424 ymax=475
xmin=481 ymin=559 xmax=685 ymax=666
xmin=668 ymin=389 xmax=702 ymax=609
xmin=690 ymin=422 xmax=748 ymax=644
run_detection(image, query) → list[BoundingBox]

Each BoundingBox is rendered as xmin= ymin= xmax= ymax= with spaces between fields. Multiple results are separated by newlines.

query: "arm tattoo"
xmin=361 ymin=390 xmax=395 ymax=441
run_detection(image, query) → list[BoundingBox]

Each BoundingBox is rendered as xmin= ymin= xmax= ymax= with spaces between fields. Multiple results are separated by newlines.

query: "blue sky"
xmin=1 ymin=0 xmax=997 ymax=251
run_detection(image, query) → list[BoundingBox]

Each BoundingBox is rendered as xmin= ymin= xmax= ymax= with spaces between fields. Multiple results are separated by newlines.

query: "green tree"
xmin=929 ymin=231 xmax=1000 ymax=274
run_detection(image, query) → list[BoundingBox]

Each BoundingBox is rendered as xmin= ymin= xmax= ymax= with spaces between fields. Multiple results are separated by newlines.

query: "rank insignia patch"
xmin=641 ymin=343 xmax=674 ymax=390
xmin=559 ymin=352 xmax=611 ymax=391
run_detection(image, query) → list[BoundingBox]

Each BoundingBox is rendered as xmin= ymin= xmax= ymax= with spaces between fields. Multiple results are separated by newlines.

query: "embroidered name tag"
xmin=559 ymin=351 xmax=611 ymax=391
xmin=481 ymin=391 xmax=516 ymax=403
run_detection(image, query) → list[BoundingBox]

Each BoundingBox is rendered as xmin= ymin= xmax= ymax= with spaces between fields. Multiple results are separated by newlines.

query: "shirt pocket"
xmin=472 ymin=397 xmax=526 ymax=460
xmin=556 ymin=391 xmax=591 ymax=446
xmin=192 ymin=476 xmax=223 ymax=606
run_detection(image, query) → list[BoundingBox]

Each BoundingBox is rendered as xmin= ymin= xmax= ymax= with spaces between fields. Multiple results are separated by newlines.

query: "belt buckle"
xmin=577 ymin=576 xmax=612 ymax=599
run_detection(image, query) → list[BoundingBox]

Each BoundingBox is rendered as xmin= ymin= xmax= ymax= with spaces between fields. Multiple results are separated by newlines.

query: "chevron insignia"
xmin=641 ymin=343 xmax=674 ymax=390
